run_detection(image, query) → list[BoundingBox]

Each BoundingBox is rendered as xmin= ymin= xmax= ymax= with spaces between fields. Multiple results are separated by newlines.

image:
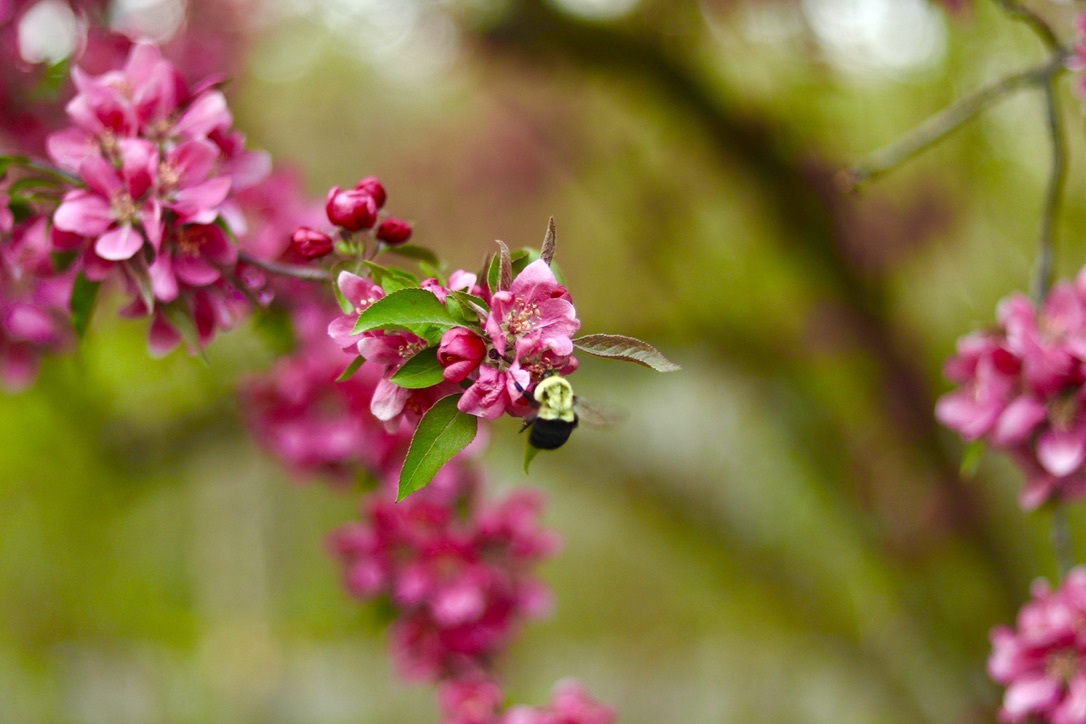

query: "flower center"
xmin=1046 ymin=648 xmax=1080 ymax=684
xmin=504 ymin=300 xmax=539 ymax=337
xmin=158 ymin=161 xmax=181 ymax=192
xmin=177 ymin=226 xmax=208 ymax=257
xmin=110 ymin=191 xmax=138 ymax=224
xmin=398 ymin=338 xmax=427 ymax=361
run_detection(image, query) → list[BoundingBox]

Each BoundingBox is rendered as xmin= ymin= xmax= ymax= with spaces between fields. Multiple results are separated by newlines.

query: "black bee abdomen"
xmin=529 ymin=417 xmax=578 ymax=450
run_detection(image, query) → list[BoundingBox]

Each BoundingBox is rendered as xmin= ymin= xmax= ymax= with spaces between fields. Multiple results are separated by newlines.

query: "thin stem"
xmin=238 ymin=251 xmax=333 ymax=282
xmin=990 ymin=0 xmax=1061 ymax=53
xmin=1031 ymin=79 xmax=1066 ymax=301
xmin=844 ymin=52 xmax=1069 ymax=190
xmin=1052 ymin=506 xmax=1074 ymax=579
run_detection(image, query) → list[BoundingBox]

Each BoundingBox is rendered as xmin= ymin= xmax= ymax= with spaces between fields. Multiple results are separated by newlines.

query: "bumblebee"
xmin=522 ymin=373 xmax=579 ymax=450
xmin=519 ymin=372 xmax=618 ymax=450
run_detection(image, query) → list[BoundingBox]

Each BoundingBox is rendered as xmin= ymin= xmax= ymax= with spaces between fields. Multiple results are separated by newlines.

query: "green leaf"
xmin=69 ymin=274 xmax=100 ymax=339
xmin=398 ymin=395 xmax=477 ymax=500
xmin=573 ymin=334 xmax=681 ymax=372
xmin=446 ymin=290 xmax=489 ymax=327
xmin=351 ymin=287 xmax=458 ymax=343
xmin=363 ymin=261 xmax=419 ymax=295
xmin=384 ymin=244 xmax=440 ymax=266
xmin=960 ymin=440 xmax=985 ymax=479
xmin=336 ymin=355 xmax=366 ymax=382
xmin=390 ymin=346 xmax=446 ymax=389
xmin=251 ymin=307 xmax=297 ymax=357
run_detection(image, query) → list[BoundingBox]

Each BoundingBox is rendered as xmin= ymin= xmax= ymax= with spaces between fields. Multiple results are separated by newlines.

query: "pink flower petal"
xmin=53 ymin=191 xmax=113 ymax=236
xmin=1037 ymin=429 xmax=1086 ymax=477
xmin=94 ymin=223 xmax=144 ymax=261
xmin=991 ymin=395 xmax=1047 ymax=446
xmin=1003 ymin=674 xmax=1059 ymax=717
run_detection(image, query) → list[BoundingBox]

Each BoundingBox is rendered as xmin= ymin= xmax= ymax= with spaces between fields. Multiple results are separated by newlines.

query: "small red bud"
xmin=290 ymin=226 xmax=334 ymax=259
xmin=325 ymin=186 xmax=378 ymax=231
xmin=354 ymin=176 xmax=387 ymax=208
xmin=376 ymin=217 xmax=413 ymax=246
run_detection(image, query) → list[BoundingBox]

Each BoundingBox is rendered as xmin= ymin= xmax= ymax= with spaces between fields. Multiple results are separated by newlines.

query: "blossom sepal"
xmin=397 ymin=394 xmax=478 ymax=501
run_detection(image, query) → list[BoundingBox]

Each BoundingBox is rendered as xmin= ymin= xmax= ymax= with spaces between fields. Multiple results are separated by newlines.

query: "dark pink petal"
xmin=118 ymin=138 xmax=157 ymax=198
xmin=328 ymin=316 xmax=361 ymax=350
xmin=1037 ymin=428 xmax=1086 ymax=477
xmin=222 ymin=148 xmax=272 ymax=191
xmin=148 ymin=314 xmax=182 ymax=358
xmin=174 ymin=253 xmax=221 ymax=287
xmin=94 ymin=223 xmax=144 ymax=261
xmin=336 ymin=271 xmax=383 ymax=308
xmin=53 ymin=191 xmax=113 ymax=236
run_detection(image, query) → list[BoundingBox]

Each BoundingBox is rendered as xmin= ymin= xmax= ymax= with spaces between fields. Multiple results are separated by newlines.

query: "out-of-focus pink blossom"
xmin=990 ymin=568 xmax=1086 ymax=723
xmin=936 ymin=274 xmax=1086 ymax=509
xmin=329 ymin=471 xmax=557 ymax=683
xmin=290 ymin=226 xmax=333 ymax=259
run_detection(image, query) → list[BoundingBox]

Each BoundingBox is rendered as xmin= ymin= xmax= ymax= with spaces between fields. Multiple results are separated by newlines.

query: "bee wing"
xmin=572 ymin=396 xmax=627 ymax=428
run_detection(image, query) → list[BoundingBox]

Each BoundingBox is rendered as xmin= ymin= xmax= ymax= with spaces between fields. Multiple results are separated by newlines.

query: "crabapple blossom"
xmin=289 ymin=226 xmax=333 ymax=259
xmin=329 ymin=474 xmax=557 ymax=682
xmin=439 ymin=327 xmax=487 ymax=383
xmin=325 ymin=185 xmax=378 ymax=231
xmin=990 ymin=568 xmax=1086 ymax=723
xmin=936 ymin=274 xmax=1086 ymax=509
xmin=376 ymin=217 xmax=413 ymax=245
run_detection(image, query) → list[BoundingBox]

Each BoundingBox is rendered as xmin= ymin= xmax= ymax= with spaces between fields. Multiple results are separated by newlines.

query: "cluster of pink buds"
xmin=42 ymin=42 xmax=270 ymax=353
xmin=288 ymin=175 xmax=414 ymax=261
xmin=936 ymin=273 xmax=1086 ymax=509
xmin=989 ymin=567 xmax=1086 ymax=723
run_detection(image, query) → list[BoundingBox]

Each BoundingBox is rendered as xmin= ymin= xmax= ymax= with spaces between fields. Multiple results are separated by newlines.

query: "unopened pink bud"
xmin=354 ymin=176 xmax=387 ymax=208
xmin=376 ymin=218 xmax=413 ymax=246
xmin=325 ymin=186 xmax=378 ymax=231
xmin=291 ymin=226 xmax=334 ymax=259
xmin=438 ymin=327 xmax=486 ymax=383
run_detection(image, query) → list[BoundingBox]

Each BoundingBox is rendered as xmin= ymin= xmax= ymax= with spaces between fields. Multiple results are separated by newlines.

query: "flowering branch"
xmin=1032 ymin=79 xmax=1066 ymax=302
xmin=237 ymin=250 xmax=333 ymax=282
xmin=843 ymin=52 xmax=1070 ymax=190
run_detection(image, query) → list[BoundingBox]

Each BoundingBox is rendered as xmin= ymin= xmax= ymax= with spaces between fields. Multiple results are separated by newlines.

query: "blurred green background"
xmin=4 ymin=0 xmax=1086 ymax=721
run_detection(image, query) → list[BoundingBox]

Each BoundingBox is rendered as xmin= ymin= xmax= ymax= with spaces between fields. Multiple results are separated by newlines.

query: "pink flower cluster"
xmin=449 ymin=259 xmax=580 ymax=421
xmin=989 ymin=568 xmax=1086 ymax=723
xmin=439 ymin=675 xmax=616 ymax=724
xmin=45 ymin=41 xmax=270 ymax=354
xmin=329 ymin=255 xmax=580 ymax=427
xmin=0 ymin=217 xmax=74 ymax=390
xmin=936 ymin=276 xmax=1086 ymax=509
xmin=330 ymin=472 xmax=557 ymax=682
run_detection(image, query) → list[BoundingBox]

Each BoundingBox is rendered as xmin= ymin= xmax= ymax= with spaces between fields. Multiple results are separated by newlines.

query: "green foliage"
xmin=573 ymin=333 xmax=681 ymax=372
xmin=69 ymin=274 xmax=99 ymax=340
xmin=350 ymin=288 xmax=458 ymax=344
xmin=389 ymin=346 xmax=445 ymax=389
xmin=398 ymin=395 xmax=477 ymax=500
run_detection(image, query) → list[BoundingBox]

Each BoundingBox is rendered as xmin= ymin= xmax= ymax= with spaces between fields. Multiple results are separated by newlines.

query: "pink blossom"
xmin=439 ymin=327 xmax=487 ymax=383
xmin=936 ymin=278 xmax=1086 ymax=509
xmin=458 ymin=364 xmax=531 ymax=420
xmin=990 ymin=568 xmax=1086 ymax=723
xmin=325 ymin=186 xmax=377 ymax=231
xmin=53 ymin=138 xmax=162 ymax=260
xmin=328 ymin=468 xmax=557 ymax=683
xmin=148 ymin=223 xmax=237 ymax=303
xmin=485 ymin=259 xmax=579 ymax=361
xmin=328 ymin=270 xmax=384 ymax=350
